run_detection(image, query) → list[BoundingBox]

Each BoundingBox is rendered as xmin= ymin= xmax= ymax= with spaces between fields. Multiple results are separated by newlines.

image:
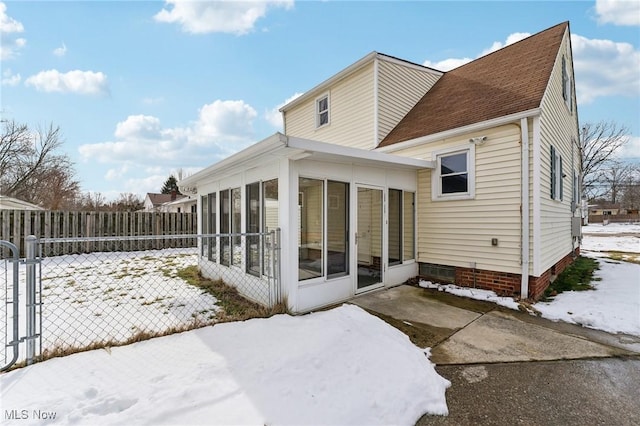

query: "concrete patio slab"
xmin=351 ymin=285 xmax=481 ymax=330
xmin=432 ymin=310 xmax=624 ymax=364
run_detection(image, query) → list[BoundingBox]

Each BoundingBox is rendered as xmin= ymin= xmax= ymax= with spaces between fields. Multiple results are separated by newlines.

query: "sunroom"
xmin=179 ymin=133 xmax=433 ymax=314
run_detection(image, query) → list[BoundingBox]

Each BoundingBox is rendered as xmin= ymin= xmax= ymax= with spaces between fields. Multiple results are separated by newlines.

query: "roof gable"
xmin=379 ymin=22 xmax=568 ymax=147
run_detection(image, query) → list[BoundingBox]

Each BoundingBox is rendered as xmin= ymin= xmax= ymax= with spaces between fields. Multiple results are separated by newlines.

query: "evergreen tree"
xmin=161 ymin=175 xmax=181 ymax=194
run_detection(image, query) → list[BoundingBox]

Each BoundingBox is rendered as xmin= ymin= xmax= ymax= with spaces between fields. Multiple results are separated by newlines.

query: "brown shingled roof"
xmin=147 ymin=192 xmax=185 ymax=206
xmin=379 ymin=22 xmax=568 ymax=147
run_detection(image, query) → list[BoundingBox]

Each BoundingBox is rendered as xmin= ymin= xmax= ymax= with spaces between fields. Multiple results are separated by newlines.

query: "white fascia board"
xmin=377 ymin=108 xmax=542 ymax=153
xmin=280 ymin=52 xmax=378 ymax=113
xmin=286 ymin=136 xmax=434 ymax=169
xmin=179 ymin=133 xmax=287 ymax=188
xmin=377 ymin=54 xmax=444 ymax=77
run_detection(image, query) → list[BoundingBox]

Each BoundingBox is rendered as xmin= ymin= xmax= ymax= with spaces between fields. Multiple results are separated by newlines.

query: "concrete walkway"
xmin=351 ymin=285 xmax=640 ymax=425
xmin=350 ymin=285 xmax=640 ymax=364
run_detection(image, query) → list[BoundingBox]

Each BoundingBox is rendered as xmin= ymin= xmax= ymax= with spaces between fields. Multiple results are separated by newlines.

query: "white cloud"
xmin=0 ymin=2 xmax=26 ymax=60
xmin=618 ymin=136 xmax=640 ymax=160
xmin=571 ymin=34 xmax=640 ymax=104
xmin=423 ymin=57 xmax=473 ymax=72
xmin=53 ymin=42 xmax=67 ymax=57
xmin=480 ymin=32 xmax=531 ymax=56
xmin=25 ymin=69 xmax=109 ymax=95
xmin=265 ymin=92 xmax=303 ymax=128
xmin=154 ymin=0 xmax=293 ymax=35
xmin=105 ymin=164 xmax=130 ymax=181
xmin=114 ymin=115 xmax=163 ymax=140
xmin=423 ymin=32 xmax=531 ymax=71
xmin=78 ymin=99 xmax=257 ymax=168
xmin=1 ymin=68 xmax=21 ymax=86
xmin=595 ymin=0 xmax=640 ymax=26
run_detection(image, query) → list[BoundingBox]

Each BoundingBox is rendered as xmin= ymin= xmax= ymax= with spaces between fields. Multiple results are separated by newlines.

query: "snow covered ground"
xmin=0 ymin=305 xmax=450 ymax=425
xmin=421 ymin=222 xmax=640 ymax=337
xmin=1 ymin=248 xmax=218 ymax=366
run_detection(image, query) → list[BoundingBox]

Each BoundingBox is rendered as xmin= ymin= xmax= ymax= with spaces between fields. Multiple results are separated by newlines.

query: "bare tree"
xmin=620 ymin=169 xmax=640 ymax=211
xmin=0 ymin=120 xmax=80 ymax=209
xmin=580 ymin=121 xmax=630 ymax=200
xmin=112 ymin=193 xmax=143 ymax=211
xmin=599 ymin=161 xmax=637 ymax=205
xmin=76 ymin=192 xmax=108 ymax=211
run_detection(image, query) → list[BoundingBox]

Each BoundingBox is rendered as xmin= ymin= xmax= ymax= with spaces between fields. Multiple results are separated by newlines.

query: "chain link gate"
xmin=1 ymin=237 xmax=42 ymax=372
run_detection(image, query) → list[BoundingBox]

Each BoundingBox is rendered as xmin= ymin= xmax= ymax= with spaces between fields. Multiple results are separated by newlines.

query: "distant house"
xmin=180 ymin=22 xmax=581 ymax=312
xmin=587 ymin=204 xmax=639 ymax=223
xmin=589 ymin=204 xmax=622 ymax=216
xmin=0 ymin=195 xmax=44 ymax=211
xmin=143 ymin=192 xmax=196 ymax=213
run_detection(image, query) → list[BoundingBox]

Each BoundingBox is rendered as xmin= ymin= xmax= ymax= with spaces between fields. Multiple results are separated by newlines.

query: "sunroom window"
xmin=389 ymin=189 xmax=415 ymax=266
xmin=246 ymin=179 xmax=279 ymax=277
xmin=298 ymin=177 xmax=349 ymax=281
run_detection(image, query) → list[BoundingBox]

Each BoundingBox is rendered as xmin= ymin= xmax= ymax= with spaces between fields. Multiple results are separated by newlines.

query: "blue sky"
xmin=1 ymin=0 xmax=639 ymax=199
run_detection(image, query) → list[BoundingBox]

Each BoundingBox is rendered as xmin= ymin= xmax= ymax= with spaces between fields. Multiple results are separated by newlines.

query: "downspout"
xmin=520 ymin=118 xmax=530 ymax=299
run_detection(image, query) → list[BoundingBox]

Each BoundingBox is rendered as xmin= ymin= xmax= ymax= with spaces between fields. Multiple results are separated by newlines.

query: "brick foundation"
xmin=420 ymin=247 xmax=580 ymax=300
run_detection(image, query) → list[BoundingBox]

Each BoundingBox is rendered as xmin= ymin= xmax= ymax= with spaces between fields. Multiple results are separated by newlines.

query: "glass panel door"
xmin=357 ymin=186 xmax=383 ymax=290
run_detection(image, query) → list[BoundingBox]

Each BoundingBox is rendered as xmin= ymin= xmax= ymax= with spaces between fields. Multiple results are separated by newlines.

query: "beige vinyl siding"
xmin=377 ymin=60 xmax=440 ymax=144
xmin=284 ymin=64 xmax=375 ymax=149
xmin=538 ymin=30 xmax=580 ymax=273
xmin=393 ymin=124 xmax=523 ymax=273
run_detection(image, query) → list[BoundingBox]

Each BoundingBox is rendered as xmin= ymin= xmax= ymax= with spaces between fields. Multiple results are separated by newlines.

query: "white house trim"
xmin=373 ymin=56 xmax=379 ymax=148
xmin=377 ymin=108 xmax=542 ymax=153
xmin=286 ymin=136 xmax=435 ymax=169
xmin=532 ymin=116 xmax=542 ymax=276
xmin=520 ymin=117 xmax=530 ymax=297
xmin=377 ymin=53 xmax=443 ymax=76
xmin=181 ymin=133 xmax=433 ymax=194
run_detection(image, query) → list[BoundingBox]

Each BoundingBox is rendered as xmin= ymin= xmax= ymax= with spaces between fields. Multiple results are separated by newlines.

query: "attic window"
xmin=316 ymin=94 xmax=329 ymax=128
xmin=562 ymin=56 xmax=572 ymax=112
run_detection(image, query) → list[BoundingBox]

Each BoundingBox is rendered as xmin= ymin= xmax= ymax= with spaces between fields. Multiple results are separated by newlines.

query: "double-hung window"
xmin=316 ymin=94 xmax=329 ymax=128
xmin=550 ymin=146 xmax=563 ymax=201
xmin=433 ymin=147 xmax=475 ymax=200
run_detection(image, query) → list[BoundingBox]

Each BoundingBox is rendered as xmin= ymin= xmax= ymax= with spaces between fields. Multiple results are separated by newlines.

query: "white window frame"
xmin=316 ymin=93 xmax=330 ymax=128
xmin=432 ymin=145 xmax=475 ymax=201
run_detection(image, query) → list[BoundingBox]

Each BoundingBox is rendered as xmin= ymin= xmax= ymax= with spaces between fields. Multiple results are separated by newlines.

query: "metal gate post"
xmin=25 ymin=235 xmax=38 ymax=365
xmin=0 ymin=240 xmax=20 ymax=372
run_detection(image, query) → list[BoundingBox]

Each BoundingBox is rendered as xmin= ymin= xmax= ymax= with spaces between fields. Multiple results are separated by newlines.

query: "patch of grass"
xmin=606 ymin=251 xmax=640 ymax=265
xmin=176 ymin=265 xmax=288 ymax=321
xmin=542 ymin=256 xmax=599 ymax=301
